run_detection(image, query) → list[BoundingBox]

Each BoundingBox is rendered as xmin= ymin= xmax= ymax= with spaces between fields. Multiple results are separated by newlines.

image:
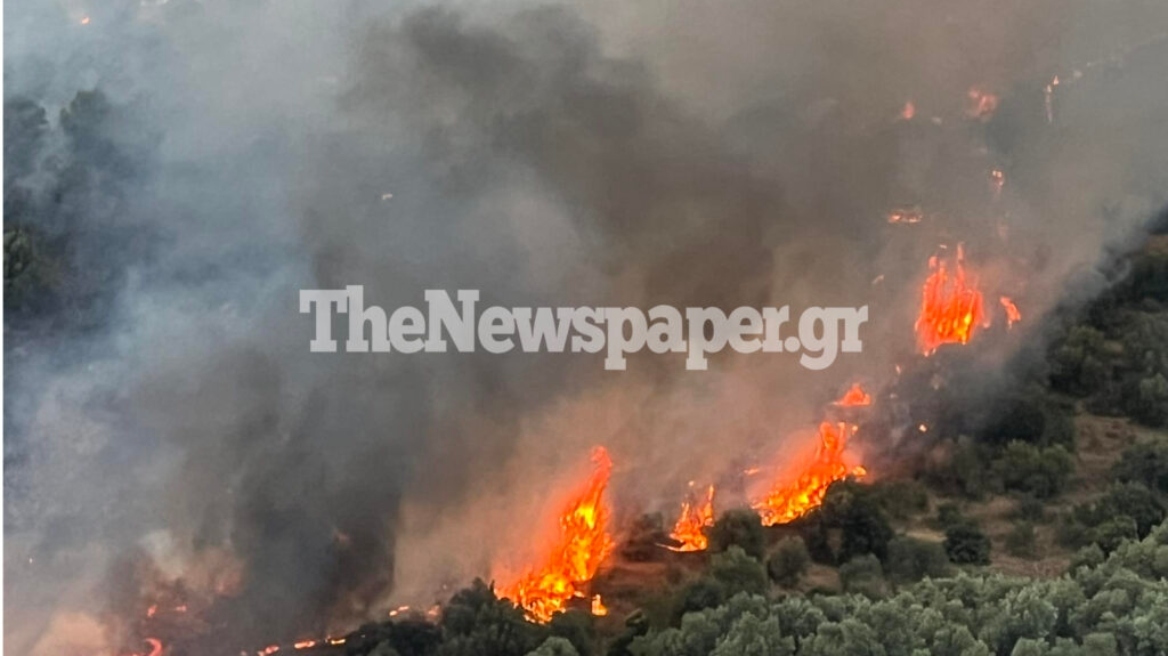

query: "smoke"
xmin=5 ymin=0 xmax=1168 ymax=652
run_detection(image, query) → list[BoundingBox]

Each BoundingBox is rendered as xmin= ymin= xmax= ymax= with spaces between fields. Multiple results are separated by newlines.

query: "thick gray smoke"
xmin=5 ymin=0 xmax=1168 ymax=653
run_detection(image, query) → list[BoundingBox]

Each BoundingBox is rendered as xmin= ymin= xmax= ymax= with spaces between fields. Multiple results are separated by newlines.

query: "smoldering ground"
xmin=5 ymin=0 xmax=1168 ymax=653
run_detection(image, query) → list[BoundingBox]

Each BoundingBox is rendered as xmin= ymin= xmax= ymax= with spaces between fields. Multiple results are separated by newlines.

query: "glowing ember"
xmin=753 ymin=422 xmax=866 ymax=526
xmin=915 ymin=245 xmax=987 ymax=355
xmin=966 ymin=87 xmax=999 ymax=121
xmin=666 ymin=484 xmax=715 ymax=552
xmin=125 ymin=638 xmax=164 ymax=656
xmin=887 ymin=206 xmax=923 ymax=224
xmin=1000 ymin=296 xmax=1021 ymax=327
xmin=501 ymin=447 xmax=614 ymax=622
xmin=833 ymin=383 xmax=872 ymax=407
xmin=990 ymin=168 xmax=1005 ymax=198
xmin=1044 ymin=76 xmax=1060 ymax=123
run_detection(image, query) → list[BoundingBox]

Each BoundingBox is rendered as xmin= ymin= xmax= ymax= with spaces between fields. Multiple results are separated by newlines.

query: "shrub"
xmin=935 ymin=502 xmax=966 ymax=530
xmin=548 ymin=611 xmax=595 ymax=656
xmin=818 ymin=481 xmax=894 ymax=563
xmin=1113 ymin=436 xmax=1168 ymax=494
xmin=944 ymin=522 xmax=992 ymax=565
xmin=673 ymin=578 xmax=727 ymax=619
xmin=709 ymin=546 xmax=768 ymax=597
xmin=620 ymin=513 xmax=668 ymax=562
xmin=1005 ymin=522 xmax=1037 ymax=559
xmin=1131 ymin=374 xmax=1168 ymax=426
xmin=708 ymin=509 xmax=766 ymax=560
xmin=869 ymin=480 xmax=929 ymax=519
xmin=526 ymin=637 xmax=579 ymax=656
xmin=1055 ymin=513 xmax=1091 ymax=550
xmin=838 ymin=554 xmax=886 ymax=598
xmin=885 ymin=536 xmax=950 ymax=583
xmin=1090 ymin=516 xmax=1138 ymax=554
xmin=1069 ymin=543 xmax=1106 ymax=570
xmin=925 ymin=438 xmax=997 ymax=499
xmin=1096 ymin=482 xmax=1165 ymax=537
xmin=979 ymin=396 xmax=1047 ymax=446
xmin=1010 ymin=495 xmax=1048 ymax=523
xmin=993 ymin=441 xmax=1073 ymax=498
xmin=1049 ymin=325 xmax=1108 ymax=396
xmin=766 ymin=537 xmax=811 ymax=587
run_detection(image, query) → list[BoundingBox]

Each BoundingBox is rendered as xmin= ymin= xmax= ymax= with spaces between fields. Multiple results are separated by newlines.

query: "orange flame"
xmin=915 ymin=246 xmax=987 ymax=355
xmin=590 ymin=594 xmax=608 ymax=616
xmin=887 ymin=207 xmax=923 ymax=224
xmin=1000 ymin=296 xmax=1021 ymax=327
xmin=990 ymin=168 xmax=1005 ymax=198
xmin=501 ymin=447 xmax=614 ymax=622
xmin=666 ymin=485 xmax=715 ymax=552
xmin=833 ymin=383 xmax=872 ymax=407
xmin=753 ymin=422 xmax=866 ymax=526
xmin=125 ymin=638 xmax=164 ymax=656
xmin=966 ymin=87 xmax=999 ymax=121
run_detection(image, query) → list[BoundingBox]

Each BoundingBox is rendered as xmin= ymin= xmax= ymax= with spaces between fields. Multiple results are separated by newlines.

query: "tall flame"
xmin=915 ymin=246 xmax=987 ymax=355
xmin=753 ymin=422 xmax=866 ymax=526
xmin=666 ymin=485 xmax=715 ymax=552
xmin=500 ymin=447 xmax=614 ymax=622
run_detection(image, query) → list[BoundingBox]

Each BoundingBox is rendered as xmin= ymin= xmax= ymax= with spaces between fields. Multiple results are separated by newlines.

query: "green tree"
xmin=944 ymin=523 xmax=991 ymax=565
xmin=1113 ymin=436 xmax=1168 ymax=494
xmin=708 ymin=509 xmax=766 ymax=560
xmin=885 ymin=536 xmax=950 ymax=583
xmin=767 ymin=537 xmax=811 ymax=587
xmin=709 ymin=546 xmax=768 ymax=597
xmin=1006 ymin=523 xmax=1038 ymax=559
xmin=838 ymin=554 xmax=886 ymax=598
xmin=994 ymin=442 xmax=1073 ymax=499
xmin=527 ymin=637 xmax=580 ymax=656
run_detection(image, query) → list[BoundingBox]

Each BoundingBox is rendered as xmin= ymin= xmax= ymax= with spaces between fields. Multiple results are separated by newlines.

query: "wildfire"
xmin=665 ymin=484 xmax=715 ymax=552
xmin=753 ymin=422 xmax=866 ymax=526
xmin=965 ymin=87 xmax=999 ymax=121
xmin=1000 ymin=296 xmax=1021 ymax=327
xmin=915 ymin=245 xmax=987 ymax=355
xmin=899 ymin=101 xmax=916 ymax=121
xmin=833 ymin=383 xmax=872 ymax=407
xmin=500 ymin=447 xmax=614 ymax=622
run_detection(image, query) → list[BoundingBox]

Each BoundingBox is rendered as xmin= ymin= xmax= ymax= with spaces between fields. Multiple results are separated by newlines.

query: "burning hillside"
xmin=498 ymin=447 xmax=615 ymax=622
xmin=7 ymin=1 xmax=1168 ymax=655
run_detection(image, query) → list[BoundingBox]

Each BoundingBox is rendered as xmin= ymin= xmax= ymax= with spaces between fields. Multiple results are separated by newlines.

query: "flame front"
xmin=915 ymin=246 xmax=987 ymax=355
xmin=501 ymin=447 xmax=614 ymax=622
xmin=753 ymin=422 xmax=866 ymax=526
xmin=666 ymin=485 xmax=715 ymax=552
